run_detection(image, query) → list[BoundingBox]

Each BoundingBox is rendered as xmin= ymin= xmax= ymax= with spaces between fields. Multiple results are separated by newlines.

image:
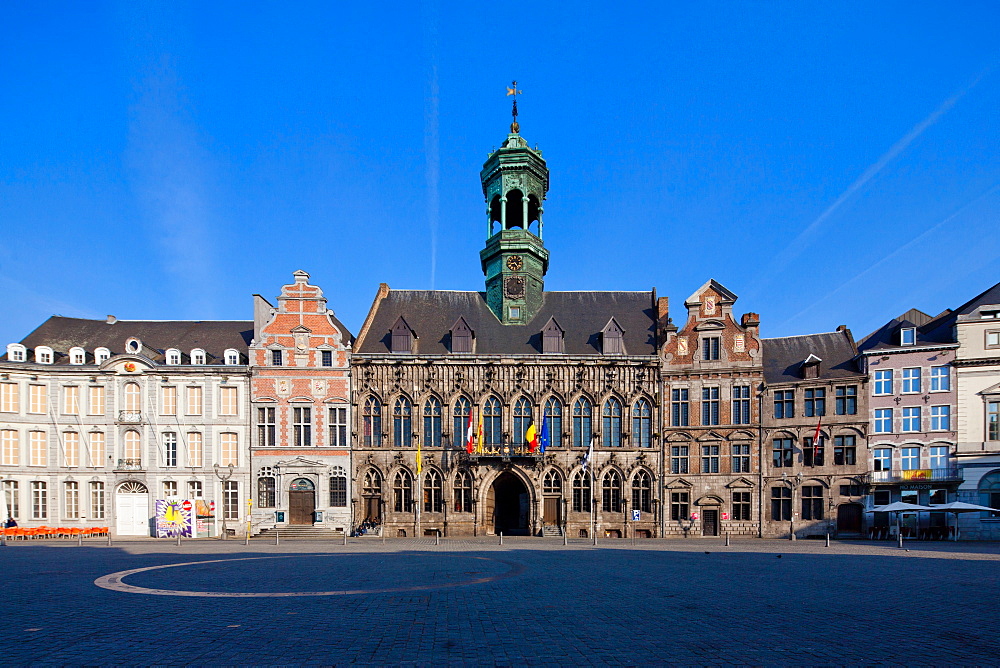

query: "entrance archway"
xmin=115 ymin=481 xmax=150 ymax=536
xmin=289 ymin=478 xmax=316 ymax=525
xmin=488 ymin=472 xmax=530 ymax=536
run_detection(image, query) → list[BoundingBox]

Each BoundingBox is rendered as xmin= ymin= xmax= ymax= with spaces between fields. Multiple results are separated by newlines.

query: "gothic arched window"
xmin=363 ymin=397 xmax=382 ymax=447
xmin=573 ymin=397 xmax=592 ymax=449
xmin=393 ymin=397 xmax=412 ymax=448
xmin=363 ymin=469 xmax=382 ymax=495
xmin=513 ymin=397 xmax=532 ymax=449
xmin=633 ymin=398 xmax=652 ymax=449
xmin=602 ymin=470 xmax=622 ymax=512
xmin=544 ymin=397 xmax=563 ymax=449
xmin=423 ymin=469 xmax=443 ymax=513
xmin=454 ymin=469 xmax=473 ymax=513
xmin=423 ymin=396 xmax=442 ymax=449
xmin=603 ymin=397 xmax=622 ymax=448
xmin=453 ymin=396 xmax=472 ymax=449
xmin=483 ymin=396 xmax=502 ymax=451
xmin=393 ymin=470 xmax=412 ymax=512
xmin=573 ymin=471 xmax=591 ymax=512
xmin=631 ymin=470 xmax=652 ymax=513
xmin=543 ymin=469 xmax=562 ymax=494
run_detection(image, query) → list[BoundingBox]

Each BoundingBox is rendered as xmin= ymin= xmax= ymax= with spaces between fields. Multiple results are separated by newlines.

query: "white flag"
xmin=581 ymin=439 xmax=594 ymax=473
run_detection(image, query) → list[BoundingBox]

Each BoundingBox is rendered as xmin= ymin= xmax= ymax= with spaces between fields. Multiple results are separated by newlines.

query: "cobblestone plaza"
xmin=3 ymin=537 xmax=1000 ymax=665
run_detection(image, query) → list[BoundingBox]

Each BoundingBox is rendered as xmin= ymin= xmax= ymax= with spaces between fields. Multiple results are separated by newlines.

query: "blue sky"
xmin=2 ymin=2 xmax=999 ymax=347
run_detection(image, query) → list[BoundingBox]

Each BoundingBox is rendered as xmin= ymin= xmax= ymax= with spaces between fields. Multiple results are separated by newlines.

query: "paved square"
xmin=3 ymin=537 xmax=1000 ymax=665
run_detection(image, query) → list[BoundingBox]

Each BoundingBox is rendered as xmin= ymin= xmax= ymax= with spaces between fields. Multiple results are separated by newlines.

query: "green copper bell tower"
xmin=480 ymin=82 xmax=550 ymax=325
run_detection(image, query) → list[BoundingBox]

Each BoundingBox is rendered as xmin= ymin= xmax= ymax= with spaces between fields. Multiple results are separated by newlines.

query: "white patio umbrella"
xmin=871 ymin=502 xmax=935 ymax=542
xmin=929 ymin=501 xmax=998 ymax=541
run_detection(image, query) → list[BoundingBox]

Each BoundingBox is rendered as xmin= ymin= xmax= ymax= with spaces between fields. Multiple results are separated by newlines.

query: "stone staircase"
xmin=255 ymin=525 xmax=345 ymax=540
xmin=541 ymin=524 xmax=563 ymax=537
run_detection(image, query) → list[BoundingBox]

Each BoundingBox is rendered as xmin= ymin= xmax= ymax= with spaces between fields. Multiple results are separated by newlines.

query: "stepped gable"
xmin=355 ymin=289 xmax=656 ymax=355
xmin=762 ymin=330 xmax=863 ymax=384
xmin=7 ymin=315 xmax=253 ymax=363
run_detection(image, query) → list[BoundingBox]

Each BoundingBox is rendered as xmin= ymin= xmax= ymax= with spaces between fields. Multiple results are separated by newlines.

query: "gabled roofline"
xmin=356 ymin=283 xmax=390 ymax=349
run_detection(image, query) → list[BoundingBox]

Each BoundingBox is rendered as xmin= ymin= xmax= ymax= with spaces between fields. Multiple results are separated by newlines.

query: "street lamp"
xmin=214 ymin=463 xmax=235 ymax=539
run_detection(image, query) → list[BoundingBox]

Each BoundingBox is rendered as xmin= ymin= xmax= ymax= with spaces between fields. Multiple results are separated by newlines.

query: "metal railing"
xmin=870 ymin=467 xmax=961 ymax=483
xmin=115 ymin=458 xmax=143 ymax=471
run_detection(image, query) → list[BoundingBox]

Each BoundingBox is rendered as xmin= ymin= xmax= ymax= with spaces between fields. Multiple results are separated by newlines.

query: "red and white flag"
xmin=465 ymin=409 xmax=475 ymax=454
xmin=812 ymin=418 xmax=822 ymax=459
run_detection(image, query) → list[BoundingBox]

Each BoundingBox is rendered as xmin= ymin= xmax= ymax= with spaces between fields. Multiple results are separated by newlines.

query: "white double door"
xmin=115 ymin=493 xmax=150 ymax=535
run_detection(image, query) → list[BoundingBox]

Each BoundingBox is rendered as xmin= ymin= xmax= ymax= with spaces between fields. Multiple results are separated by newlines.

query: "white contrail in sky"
xmin=423 ymin=3 xmax=440 ymax=290
xmin=760 ymin=68 xmax=992 ymax=280
xmin=775 ymin=182 xmax=1000 ymax=331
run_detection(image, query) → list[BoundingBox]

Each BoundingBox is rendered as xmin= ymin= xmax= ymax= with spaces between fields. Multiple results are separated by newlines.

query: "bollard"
xmin=78 ymin=533 xmax=83 ymax=547
xmin=499 ymin=531 xmax=503 ymax=546
xmin=344 ymin=531 xmax=348 ymax=546
xmin=898 ymin=532 xmax=904 ymax=549
xmin=176 ymin=534 xmax=181 ymax=547
xmin=593 ymin=532 xmax=598 ymax=547
xmin=382 ymin=530 xmax=385 ymax=545
xmin=245 ymin=531 xmax=250 ymax=546
xmin=563 ymin=531 xmax=567 ymax=546
xmin=275 ymin=530 xmax=279 ymax=546
xmin=107 ymin=533 xmax=112 ymax=547
xmin=825 ymin=533 xmax=830 ymax=548
xmin=435 ymin=533 xmax=440 ymax=546
xmin=725 ymin=533 xmax=730 ymax=547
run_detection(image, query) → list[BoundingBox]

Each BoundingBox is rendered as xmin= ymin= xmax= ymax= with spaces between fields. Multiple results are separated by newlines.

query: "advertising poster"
xmin=155 ymin=499 xmax=193 ymax=538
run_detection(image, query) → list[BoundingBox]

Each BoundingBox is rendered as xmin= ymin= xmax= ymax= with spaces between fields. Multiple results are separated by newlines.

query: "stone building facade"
xmin=2 ymin=318 xmax=252 ymax=536
xmin=658 ymin=280 xmax=763 ymax=538
xmin=760 ymin=329 xmax=869 ymax=538
xmin=248 ymin=271 xmax=353 ymax=534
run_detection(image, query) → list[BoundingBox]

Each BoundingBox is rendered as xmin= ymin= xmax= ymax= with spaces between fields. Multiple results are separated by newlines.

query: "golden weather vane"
xmin=506 ymin=80 xmax=522 ymax=133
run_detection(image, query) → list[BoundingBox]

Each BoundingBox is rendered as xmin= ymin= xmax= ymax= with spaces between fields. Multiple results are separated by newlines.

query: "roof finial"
xmin=506 ymin=80 xmax=522 ymax=133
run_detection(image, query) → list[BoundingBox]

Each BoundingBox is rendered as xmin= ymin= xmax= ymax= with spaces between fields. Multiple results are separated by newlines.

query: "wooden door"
xmin=702 ymin=509 xmax=719 ymax=536
xmin=364 ymin=497 xmax=381 ymax=522
xmin=289 ymin=491 xmax=315 ymax=525
xmin=543 ymin=497 xmax=560 ymax=525
xmin=837 ymin=504 xmax=862 ymax=532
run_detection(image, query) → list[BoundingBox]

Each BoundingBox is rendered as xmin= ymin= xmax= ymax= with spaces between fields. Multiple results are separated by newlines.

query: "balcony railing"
xmin=117 ymin=410 xmax=143 ymax=424
xmin=464 ymin=444 xmax=544 ymax=462
xmin=871 ymin=467 xmax=962 ymax=483
xmin=115 ymin=458 xmax=143 ymax=471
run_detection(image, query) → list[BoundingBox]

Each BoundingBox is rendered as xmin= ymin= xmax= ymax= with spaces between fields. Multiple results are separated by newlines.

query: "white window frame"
xmin=929 ymin=446 xmax=950 ymax=469
xmin=224 ymin=348 xmax=240 ymax=365
xmin=873 ymin=369 xmax=893 ymax=396
xmin=987 ymin=331 xmax=1000 ymax=349
xmin=125 ymin=337 xmax=142 ymax=354
xmin=35 ymin=345 xmax=54 ymax=364
xmin=901 ymin=447 xmax=920 ymax=470
xmin=930 ymin=405 xmax=950 ymax=431
xmin=874 ymin=408 xmax=893 ymax=434
xmin=94 ymin=347 xmax=111 ymax=364
xmin=900 ymin=327 xmax=916 ymax=345
xmin=69 ymin=346 xmax=86 ymax=365
xmin=901 ymin=406 xmax=921 ymax=432
xmin=190 ymin=348 xmax=206 ymax=365
xmin=165 ymin=348 xmax=181 ymax=365
xmin=6 ymin=343 xmax=26 ymax=362
xmin=901 ymin=367 xmax=921 ymax=394
xmin=929 ymin=366 xmax=950 ymax=392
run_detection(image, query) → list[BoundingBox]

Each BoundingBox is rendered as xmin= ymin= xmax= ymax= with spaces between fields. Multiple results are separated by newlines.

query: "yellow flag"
xmin=476 ymin=413 xmax=484 ymax=454
xmin=416 ymin=440 xmax=423 ymax=475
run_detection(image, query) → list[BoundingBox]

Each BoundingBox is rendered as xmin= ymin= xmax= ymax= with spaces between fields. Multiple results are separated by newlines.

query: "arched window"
xmin=513 ymin=397 xmax=532 ymax=449
xmin=483 ymin=396 xmax=502 ymax=451
xmin=123 ymin=430 xmax=142 ymax=465
xmin=573 ymin=397 xmax=592 ymax=448
xmin=224 ymin=349 xmax=240 ymax=365
xmin=633 ymin=398 xmax=652 ymax=449
xmin=631 ymin=470 xmax=652 ymax=513
xmin=330 ymin=465 xmax=347 ymax=507
xmin=543 ymin=469 xmax=562 ymax=494
xmin=94 ymin=347 xmax=110 ymax=364
xmin=6 ymin=343 xmax=26 ymax=362
xmin=423 ymin=469 xmax=443 ymax=513
xmin=165 ymin=349 xmax=181 ymax=365
xmin=506 ymin=188 xmax=525 ymax=228
xmin=190 ymin=348 xmax=206 ymax=365
xmin=363 ymin=469 xmax=382 ymax=495
xmin=573 ymin=471 xmax=591 ymax=512
xmin=393 ymin=470 xmax=412 ymax=512
xmin=603 ymin=397 xmax=622 ymax=447
xmin=363 ymin=397 xmax=382 ymax=447
xmin=453 ymin=396 xmax=471 ymax=449
xmin=978 ymin=470 xmax=1000 ymax=517
xmin=602 ymin=470 xmax=622 ymax=512
xmin=544 ymin=397 xmax=563 ymax=449
xmin=393 ymin=397 xmax=412 ymax=447
xmin=123 ymin=382 xmax=141 ymax=412
xmin=423 ymin=396 xmax=442 ymax=448
xmin=454 ymin=469 xmax=473 ymax=513
xmin=257 ymin=476 xmax=276 ymax=508
xmin=69 ymin=347 xmax=86 ymax=365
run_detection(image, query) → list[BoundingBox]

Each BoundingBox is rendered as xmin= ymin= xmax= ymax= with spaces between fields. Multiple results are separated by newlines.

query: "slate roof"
xmin=858 ymin=309 xmax=957 ymax=352
xmin=356 ymin=290 xmax=657 ymax=356
xmin=3 ymin=316 xmax=253 ymax=365
xmin=953 ymin=280 xmax=1000 ymax=316
xmin=762 ymin=330 xmax=863 ymax=384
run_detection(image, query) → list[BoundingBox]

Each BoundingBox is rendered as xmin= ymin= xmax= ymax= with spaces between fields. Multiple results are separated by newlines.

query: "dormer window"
xmin=6 ymin=343 xmax=26 ymax=362
xmin=982 ymin=310 xmax=1000 ymax=319
xmin=602 ymin=318 xmax=625 ymax=355
xmin=450 ymin=317 xmax=474 ymax=354
xmin=801 ymin=353 xmax=822 ymax=379
xmin=125 ymin=337 xmax=142 ymax=354
xmin=95 ymin=347 xmax=111 ymax=364
xmin=35 ymin=345 xmax=54 ymax=364
xmin=224 ymin=349 xmax=240 ymax=365
xmin=69 ymin=347 xmax=86 ymax=365
xmin=390 ymin=316 xmax=415 ymax=354
xmin=542 ymin=317 xmax=565 ymax=354
xmin=191 ymin=349 xmax=206 ymax=365
xmin=900 ymin=327 xmax=916 ymax=345
xmin=165 ymin=349 xmax=181 ymax=365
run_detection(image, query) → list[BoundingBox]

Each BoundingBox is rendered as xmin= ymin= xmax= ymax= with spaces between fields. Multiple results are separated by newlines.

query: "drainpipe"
xmin=758 ymin=383 xmax=765 ymax=538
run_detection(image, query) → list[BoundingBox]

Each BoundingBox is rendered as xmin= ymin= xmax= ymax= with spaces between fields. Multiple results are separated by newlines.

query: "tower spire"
xmin=506 ymin=80 xmax=522 ymax=133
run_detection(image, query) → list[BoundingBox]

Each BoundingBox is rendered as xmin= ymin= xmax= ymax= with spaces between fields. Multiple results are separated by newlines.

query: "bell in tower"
xmin=479 ymin=81 xmax=550 ymax=325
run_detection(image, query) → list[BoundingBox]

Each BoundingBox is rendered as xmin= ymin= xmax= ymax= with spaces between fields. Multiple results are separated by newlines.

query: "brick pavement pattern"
xmin=3 ymin=537 xmax=1000 ymax=665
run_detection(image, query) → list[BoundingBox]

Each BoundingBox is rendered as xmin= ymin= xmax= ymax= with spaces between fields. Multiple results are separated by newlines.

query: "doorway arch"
xmin=487 ymin=471 xmax=530 ymax=536
xmin=289 ymin=477 xmax=316 ymax=525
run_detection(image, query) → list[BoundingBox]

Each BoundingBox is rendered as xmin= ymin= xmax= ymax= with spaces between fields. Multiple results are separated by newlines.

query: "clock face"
xmin=506 ymin=255 xmax=523 ymax=271
xmin=505 ymin=275 xmax=526 ymax=299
